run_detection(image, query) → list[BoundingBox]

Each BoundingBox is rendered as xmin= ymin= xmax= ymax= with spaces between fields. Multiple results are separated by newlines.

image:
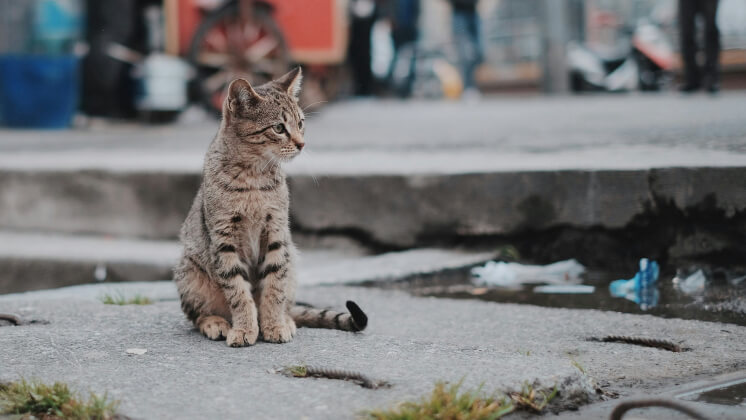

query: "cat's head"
xmin=221 ymin=68 xmax=305 ymax=163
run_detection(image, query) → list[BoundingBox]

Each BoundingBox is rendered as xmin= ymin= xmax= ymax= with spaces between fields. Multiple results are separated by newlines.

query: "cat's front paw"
xmin=198 ymin=315 xmax=231 ymax=340
xmin=261 ymin=318 xmax=296 ymax=343
xmin=226 ymin=327 xmax=258 ymax=347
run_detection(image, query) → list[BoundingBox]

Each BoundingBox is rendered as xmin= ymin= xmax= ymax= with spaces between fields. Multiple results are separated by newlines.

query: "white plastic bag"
xmin=471 ymin=259 xmax=586 ymax=287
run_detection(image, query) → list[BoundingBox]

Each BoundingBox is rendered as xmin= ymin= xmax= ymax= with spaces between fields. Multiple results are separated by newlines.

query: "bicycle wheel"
xmin=188 ymin=1 xmax=290 ymax=115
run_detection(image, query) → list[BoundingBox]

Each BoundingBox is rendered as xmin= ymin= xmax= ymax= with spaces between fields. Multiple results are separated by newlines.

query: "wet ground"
xmin=363 ymin=264 xmax=746 ymax=327
xmin=679 ymin=378 xmax=746 ymax=406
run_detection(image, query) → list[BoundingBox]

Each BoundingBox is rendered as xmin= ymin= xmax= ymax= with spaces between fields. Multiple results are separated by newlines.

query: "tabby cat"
xmin=174 ymin=68 xmax=367 ymax=347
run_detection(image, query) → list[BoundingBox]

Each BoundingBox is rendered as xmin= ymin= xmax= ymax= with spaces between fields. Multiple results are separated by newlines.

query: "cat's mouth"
xmin=278 ymin=148 xmax=301 ymax=161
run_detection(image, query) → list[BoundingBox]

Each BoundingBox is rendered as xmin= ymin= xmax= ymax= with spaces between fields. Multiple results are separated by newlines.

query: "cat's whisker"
xmin=302 ymin=100 xmax=327 ymax=112
xmin=261 ymin=156 xmax=277 ymax=172
xmin=298 ymin=149 xmax=320 ymax=187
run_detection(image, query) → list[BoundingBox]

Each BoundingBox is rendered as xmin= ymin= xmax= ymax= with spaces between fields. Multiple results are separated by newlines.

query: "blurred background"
xmin=0 ymin=0 xmax=744 ymax=324
xmin=1 ymin=0 xmax=745 ymax=125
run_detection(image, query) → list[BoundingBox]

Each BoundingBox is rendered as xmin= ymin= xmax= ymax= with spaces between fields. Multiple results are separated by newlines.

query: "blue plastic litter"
xmin=609 ymin=258 xmax=660 ymax=310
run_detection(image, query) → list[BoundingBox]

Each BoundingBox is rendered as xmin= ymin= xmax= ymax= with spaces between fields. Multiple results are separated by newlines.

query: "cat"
xmin=174 ymin=68 xmax=367 ymax=347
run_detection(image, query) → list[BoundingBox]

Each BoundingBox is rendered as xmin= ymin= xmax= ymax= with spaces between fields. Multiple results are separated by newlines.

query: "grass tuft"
xmin=0 ymin=379 xmax=119 ymax=420
xmin=100 ymin=291 xmax=152 ymax=306
xmin=284 ymin=365 xmax=308 ymax=377
xmin=366 ymin=381 xmax=515 ymax=420
xmin=570 ymin=358 xmax=585 ymax=374
xmin=366 ymin=380 xmax=558 ymax=420
xmin=509 ymin=382 xmax=558 ymax=412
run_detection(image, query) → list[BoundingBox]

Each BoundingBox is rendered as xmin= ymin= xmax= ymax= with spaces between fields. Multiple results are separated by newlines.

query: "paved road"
xmin=0 ymin=93 xmax=744 ymax=173
xmin=1 ymin=282 xmax=745 ymax=419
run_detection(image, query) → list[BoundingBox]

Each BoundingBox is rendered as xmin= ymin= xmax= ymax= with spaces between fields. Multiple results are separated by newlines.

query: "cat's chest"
xmin=235 ymin=197 xmax=286 ymax=261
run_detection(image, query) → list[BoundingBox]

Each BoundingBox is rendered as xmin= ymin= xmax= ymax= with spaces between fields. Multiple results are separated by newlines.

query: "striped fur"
xmin=290 ymin=301 xmax=368 ymax=332
xmin=173 ymin=69 xmax=367 ymax=347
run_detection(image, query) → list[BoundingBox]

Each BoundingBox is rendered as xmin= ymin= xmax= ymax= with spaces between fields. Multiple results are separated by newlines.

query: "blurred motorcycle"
xmin=568 ymin=19 xmax=674 ymax=92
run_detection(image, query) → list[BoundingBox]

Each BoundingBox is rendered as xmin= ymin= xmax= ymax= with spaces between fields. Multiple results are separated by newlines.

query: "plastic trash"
xmin=673 ymin=269 xmax=706 ymax=295
xmin=729 ymin=274 xmax=746 ymax=286
xmin=471 ymin=259 xmax=586 ymax=287
xmin=609 ymin=258 xmax=659 ymax=310
xmin=533 ymin=285 xmax=595 ymax=294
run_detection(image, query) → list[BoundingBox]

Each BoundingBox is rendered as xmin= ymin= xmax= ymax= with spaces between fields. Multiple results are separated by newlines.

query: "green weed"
xmin=100 ymin=291 xmax=152 ymax=306
xmin=0 ymin=379 xmax=119 ymax=419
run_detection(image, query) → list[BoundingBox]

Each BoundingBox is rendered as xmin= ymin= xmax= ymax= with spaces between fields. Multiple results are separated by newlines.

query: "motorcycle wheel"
xmin=188 ymin=1 xmax=290 ymax=116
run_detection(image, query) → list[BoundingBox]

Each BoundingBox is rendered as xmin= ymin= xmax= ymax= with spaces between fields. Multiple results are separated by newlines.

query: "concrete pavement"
xmin=1 ymin=281 xmax=745 ymax=419
xmin=0 ymin=228 xmax=493 ymax=293
xmin=1 ymin=94 xmax=745 ymax=418
xmin=0 ymin=93 xmax=745 ymax=173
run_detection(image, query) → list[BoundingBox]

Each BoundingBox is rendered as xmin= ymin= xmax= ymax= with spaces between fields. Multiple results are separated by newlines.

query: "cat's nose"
xmin=295 ymin=141 xmax=305 ymax=151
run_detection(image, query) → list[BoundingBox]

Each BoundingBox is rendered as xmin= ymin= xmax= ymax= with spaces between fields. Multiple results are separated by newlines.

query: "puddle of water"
xmin=365 ymin=266 xmax=746 ymax=326
xmin=677 ymin=378 xmax=746 ymax=406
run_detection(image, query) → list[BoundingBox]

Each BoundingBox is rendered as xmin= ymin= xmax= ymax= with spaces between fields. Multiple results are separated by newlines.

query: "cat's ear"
xmin=274 ymin=67 xmax=303 ymax=98
xmin=225 ymin=78 xmax=262 ymax=114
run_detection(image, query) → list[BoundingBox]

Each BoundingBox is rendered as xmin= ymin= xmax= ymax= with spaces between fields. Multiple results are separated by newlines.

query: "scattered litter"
xmin=610 ymin=399 xmax=706 ymax=420
xmin=589 ymin=335 xmax=682 ymax=352
xmin=533 ymin=285 xmax=595 ymax=294
xmin=471 ymin=259 xmax=585 ymax=287
xmin=730 ymin=274 xmax=746 ymax=286
xmin=126 ymin=348 xmax=147 ymax=355
xmin=280 ymin=365 xmax=390 ymax=389
xmin=0 ymin=313 xmax=22 ymax=326
xmin=673 ymin=269 xmax=706 ymax=295
xmin=469 ymin=287 xmax=488 ymax=295
xmin=609 ymin=258 xmax=659 ymax=310
xmin=0 ymin=314 xmax=47 ymax=326
xmin=94 ymin=263 xmax=107 ymax=282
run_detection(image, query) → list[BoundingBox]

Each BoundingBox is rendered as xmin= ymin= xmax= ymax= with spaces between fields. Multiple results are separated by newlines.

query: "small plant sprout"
xmin=570 ymin=358 xmax=586 ymax=374
xmin=285 ymin=365 xmax=308 ymax=377
xmin=100 ymin=290 xmax=153 ymax=305
xmin=509 ymin=382 xmax=558 ymax=412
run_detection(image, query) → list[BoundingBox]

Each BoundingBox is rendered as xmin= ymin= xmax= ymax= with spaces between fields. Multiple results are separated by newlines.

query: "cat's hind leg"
xmin=175 ymin=256 xmax=232 ymax=341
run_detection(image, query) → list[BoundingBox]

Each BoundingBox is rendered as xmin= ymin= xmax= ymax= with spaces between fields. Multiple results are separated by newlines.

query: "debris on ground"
xmin=533 ymin=285 xmax=596 ymax=294
xmin=0 ymin=313 xmax=22 ymax=326
xmin=125 ymin=348 xmax=147 ymax=356
xmin=471 ymin=259 xmax=586 ymax=288
xmin=609 ymin=258 xmax=659 ymax=310
xmin=589 ymin=335 xmax=683 ymax=352
xmin=280 ymin=365 xmax=390 ymax=389
xmin=673 ymin=269 xmax=707 ymax=295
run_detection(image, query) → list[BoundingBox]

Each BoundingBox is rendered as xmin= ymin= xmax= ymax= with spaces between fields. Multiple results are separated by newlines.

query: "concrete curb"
xmin=1 ymin=167 xmax=744 ymax=258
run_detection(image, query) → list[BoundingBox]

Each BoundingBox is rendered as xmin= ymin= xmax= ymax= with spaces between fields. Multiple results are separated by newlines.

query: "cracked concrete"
xmin=1 ymin=282 xmax=746 ymax=419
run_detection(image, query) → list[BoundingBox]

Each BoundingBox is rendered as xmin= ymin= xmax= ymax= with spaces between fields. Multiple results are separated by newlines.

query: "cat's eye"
xmin=298 ymin=120 xmax=304 ymax=130
xmin=273 ymin=123 xmax=285 ymax=134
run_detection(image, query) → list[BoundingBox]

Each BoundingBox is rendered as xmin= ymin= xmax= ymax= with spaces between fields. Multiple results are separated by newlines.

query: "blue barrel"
xmin=0 ymin=54 xmax=79 ymax=128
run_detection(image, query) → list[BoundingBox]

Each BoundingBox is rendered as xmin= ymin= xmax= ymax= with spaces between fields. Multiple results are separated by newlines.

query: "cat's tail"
xmin=290 ymin=301 xmax=368 ymax=332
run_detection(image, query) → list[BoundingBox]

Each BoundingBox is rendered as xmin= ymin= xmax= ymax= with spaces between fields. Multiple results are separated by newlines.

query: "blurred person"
xmin=386 ymin=0 xmax=420 ymax=97
xmin=679 ymin=0 xmax=721 ymax=93
xmin=449 ymin=0 xmax=482 ymax=99
xmin=349 ymin=0 xmax=379 ymax=96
